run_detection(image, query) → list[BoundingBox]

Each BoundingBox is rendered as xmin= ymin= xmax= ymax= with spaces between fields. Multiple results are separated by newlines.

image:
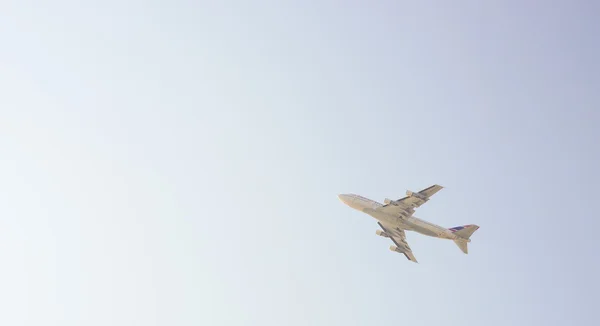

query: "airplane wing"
xmin=414 ymin=184 xmax=444 ymax=198
xmin=377 ymin=222 xmax=418 ymax=263
xmin=378 ymin=184 xmax=444 ymax=216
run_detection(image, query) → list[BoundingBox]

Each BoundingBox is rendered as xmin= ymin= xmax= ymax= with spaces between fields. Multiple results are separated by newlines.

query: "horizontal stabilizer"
xmin=449 ymin=225 xmax=479 ymax=254
xmin=453 ymin=239 xmax=469 ymax=254
xmin=449 ymin=224 xmax=479 ymax=240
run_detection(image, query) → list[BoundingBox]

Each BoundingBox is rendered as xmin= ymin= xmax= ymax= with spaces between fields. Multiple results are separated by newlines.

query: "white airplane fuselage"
xmin=338 ymin=194 xmax=460 ymax=240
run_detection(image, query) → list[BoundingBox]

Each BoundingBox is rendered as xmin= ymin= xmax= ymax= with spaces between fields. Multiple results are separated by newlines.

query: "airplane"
xmin=338 ymin=184 xmax=479 ymax=263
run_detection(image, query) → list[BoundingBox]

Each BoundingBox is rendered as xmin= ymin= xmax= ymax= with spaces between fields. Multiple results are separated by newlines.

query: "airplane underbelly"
xmin=410 ymin=225 xmax=439 ymax=237
xmin=364 ymin=209 xmax=412 ymax=229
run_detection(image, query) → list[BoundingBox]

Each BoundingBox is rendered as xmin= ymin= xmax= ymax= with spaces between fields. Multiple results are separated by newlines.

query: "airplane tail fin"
xmin=448 ymin=225 xmax=479 ymax=254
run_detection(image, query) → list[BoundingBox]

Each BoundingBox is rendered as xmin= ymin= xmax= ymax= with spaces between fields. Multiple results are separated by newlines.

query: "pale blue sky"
xmin=1 ymin=1 xmax=599 ymax=325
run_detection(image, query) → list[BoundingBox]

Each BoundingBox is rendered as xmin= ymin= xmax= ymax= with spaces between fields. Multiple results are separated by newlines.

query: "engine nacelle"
xmin=406 ymin=190 xmax=426 ymax=200
xmin=384 ymin=198 xmax=400 ymax=206
xmin=376 ymin=230 xmax=390 ymax=238
xmin=389 ymin=245 xmax=401 ymax=253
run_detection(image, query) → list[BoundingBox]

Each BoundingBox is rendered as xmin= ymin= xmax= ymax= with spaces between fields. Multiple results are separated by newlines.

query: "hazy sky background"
xmin=1 ymin=1 xmax=599 ymax=325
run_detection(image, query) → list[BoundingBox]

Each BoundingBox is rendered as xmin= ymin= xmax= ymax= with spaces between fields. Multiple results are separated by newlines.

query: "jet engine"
xmin=406 ymin=190 xmax=426 ymax=200
xmin=383 ymin=198 xmax=399 ymax=206
xmin=376 ymin=230 xmax=390 ymax=238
